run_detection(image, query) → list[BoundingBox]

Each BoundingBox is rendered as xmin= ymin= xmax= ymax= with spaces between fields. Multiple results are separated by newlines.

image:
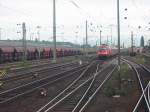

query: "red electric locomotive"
xmin=97 ymin=44 xmax=117 ymax=59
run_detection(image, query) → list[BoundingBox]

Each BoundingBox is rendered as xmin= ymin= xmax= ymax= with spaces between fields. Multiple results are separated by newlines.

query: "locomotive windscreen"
xmin=98 ymin=47 xmax=108 ymax=51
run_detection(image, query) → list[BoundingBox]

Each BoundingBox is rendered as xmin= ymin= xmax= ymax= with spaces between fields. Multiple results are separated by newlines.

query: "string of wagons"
xmin=0 ymin=47 xmax=82 ymax=63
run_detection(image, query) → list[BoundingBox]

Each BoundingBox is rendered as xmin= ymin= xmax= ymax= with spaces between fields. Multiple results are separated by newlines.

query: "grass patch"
xmin=144 ymin=80 xmax=149 ymax=86
xmin=3 ymin=63 xmax=11 ymax=74
xmin=130 ymin=54 xmax=150 ymax=65
xmin=103 ymin=82 xmax=116 ymax=97
xmin=18 ymin=57 xmax=30 ymax=68
xmin=112 ymin=63 xmax=129 ymax=81
xmin=62 ymin=56 xmax=80 ymax=61
xmin=136 ymin=57 xmax=146 ymax=64
xmin=120 ymin=63 xmax=129 ymax=79
xmin=103 ymin=82 xmax=127 ymax=97
xmin=103 ymin=62 xmax=130 ymax=97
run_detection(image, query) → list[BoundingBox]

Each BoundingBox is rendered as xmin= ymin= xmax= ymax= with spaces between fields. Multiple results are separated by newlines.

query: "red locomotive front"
xmin=97 ymin=44 xmax=111 ymax=59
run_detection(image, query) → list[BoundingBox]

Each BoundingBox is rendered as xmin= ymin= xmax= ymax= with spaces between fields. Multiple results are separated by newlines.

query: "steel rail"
xmin=0 ymin=67 xmax=86 ymax=104
xmin=72 ymin=64 xmax=114 ymax=112
xmin=133 ymin=82 xmax=150 ymax=112
xmin=44 ymin=76 xmax=93 ymax=112
xmin=123 ymin=56 xmax=150 ymax=73
xmin=0 ymin=65 xmax=87 ymax=104
xmin=0 ymin=61 xmax=78 ymax=82
xmin=0 ymin=55 xmax=83 ymax=70
xmin=122 ymin=58 xmax=150 ymax=111
xmin=0 ymin=64 xmax=83 ymax=95
xmin=140 ymin=64 xmax=150 ymax=73
xmin=72 ymin=74 xmax=96 ymax=112
xmin=36 ymin=61 xmax=96 ymax=112
xmin=72 ymin=64 xmax=101 ymax=112
xmin=39 ymin=62 xmax=115 ymax=112
xmin=79 ymin=65 xmax=117 ymax=112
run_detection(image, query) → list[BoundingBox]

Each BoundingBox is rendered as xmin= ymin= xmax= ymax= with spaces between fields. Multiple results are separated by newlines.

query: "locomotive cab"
xmin=97 ymin=44 xmax=111 ymax=59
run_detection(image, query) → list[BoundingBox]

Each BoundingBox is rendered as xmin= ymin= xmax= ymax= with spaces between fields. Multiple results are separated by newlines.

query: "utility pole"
xmin=37 ymin=26 xmax=41 ymax=59
xmin=30 ymin=33 xmax=34 ymax=41
xmin=107 ymin=35 xmax=109 ymax=45
xmin=0 ymin=28 xmax=1 ymax=40
xmin=123 ymin=42 xmax=124 ymax=48
xmin=117 ymin=0 xmax=121 ymax=90
xmin=83 ymin=38 xmax=85 ymax=53
xmin=53 ymin=0 xmax=57 ymax=62
xmin=117 ymin=0 xmax=121 ymax=67
xmin=37 ymin=26 xmax=41 ymax=41
xmin=85 ymin=20 xmax=88 ymax=56
xmin=131 ymin=31 xmax=134 ymax=55
xmin=100 ymin=30 xmax=102 ymax=45
xmin=110 ymin=26 xmax=113 ymax=46
xmin=22 ymin=22 xmax=27 ymax=60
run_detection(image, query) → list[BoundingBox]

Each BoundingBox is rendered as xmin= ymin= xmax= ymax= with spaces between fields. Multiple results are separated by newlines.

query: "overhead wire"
xmin=70 ymin=0 xmax=80 ymax=9
xmin=131 ymin=0 xmax=149 ymax=23
xmin=0 ymin=2 xmax=31 ymax=17
xmin=130 ymin=0 xmax=150 ymax=45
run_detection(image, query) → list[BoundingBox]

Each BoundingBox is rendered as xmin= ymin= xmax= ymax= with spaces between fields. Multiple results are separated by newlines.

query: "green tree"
xmin=140 ymin=36 xmax=144 ymax=47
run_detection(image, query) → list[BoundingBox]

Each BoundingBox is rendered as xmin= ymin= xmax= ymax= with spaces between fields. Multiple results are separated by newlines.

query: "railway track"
xmin=0 ymin=55 xmax=81 ymax=68
xmin=0 ymin=55 xmax=98 ymax=92
xmin=0 ymin=61 xmax=79 ymax=82
xmin=5 ymin=59 xmax=79 ymax=75
xmin=141 ymin=53 xmax=150 ymax=58
xmin=37 ymin=60 xmax=117 ymax=112
xmin=0 ymin=58 xmax=51 ymax=70
xmin=124 ymin=56 xmax=150 ymax=73
xmin=74 ymin=65 xmax=116 ymax=112
xmin=122 ymin=57 xmax=150 ymax=86
xmin=0 ymin=55 xmax=83 ymax=74
xmin=122 ymin=57 xmax=150 ymax=111
xmin=0 ymin=63 xmax=88 ymax=105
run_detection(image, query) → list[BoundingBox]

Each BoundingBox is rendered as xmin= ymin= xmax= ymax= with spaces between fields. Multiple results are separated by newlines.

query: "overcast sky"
xmin=0 ymin=0 xmax=150 ymax=47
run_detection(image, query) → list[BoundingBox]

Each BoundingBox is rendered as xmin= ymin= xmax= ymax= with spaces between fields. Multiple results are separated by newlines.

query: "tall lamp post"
xmin=110 ymin=25 xmax=113 ymax=46
xmin=117 ymin=0 xmax=121 ymax=67
xmin=85 ymin=20 xmax=88 ymax=56
xmin=17 ymin=23 xmax=27 ymax=60
xmin=0 ymin=28 xmax=1 ymax=40
xmin=53 ymin=0 xmax=57 ymax=62
xmin=37 ymin=26 xmax=41 ymax=59
xmin=22 ymin=22 xmax=27 ymax=61
xmin=117 ymin=0 xmax=121 ymax=90
xmin=37 ymin=26 xmax=41 ymax=41
xmin=100 ymin=30 xmax=102 ymax=45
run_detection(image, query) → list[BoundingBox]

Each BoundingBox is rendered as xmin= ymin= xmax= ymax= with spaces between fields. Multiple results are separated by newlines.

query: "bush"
xmin=104 ymin=82 xmax=115 ymax=97
xmin=4 ymin=63 xmax=11 ymax=73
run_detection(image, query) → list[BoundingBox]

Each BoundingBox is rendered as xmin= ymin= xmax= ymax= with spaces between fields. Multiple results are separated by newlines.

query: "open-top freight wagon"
xmin=0 ymin=47 xmax=81 ymax=63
